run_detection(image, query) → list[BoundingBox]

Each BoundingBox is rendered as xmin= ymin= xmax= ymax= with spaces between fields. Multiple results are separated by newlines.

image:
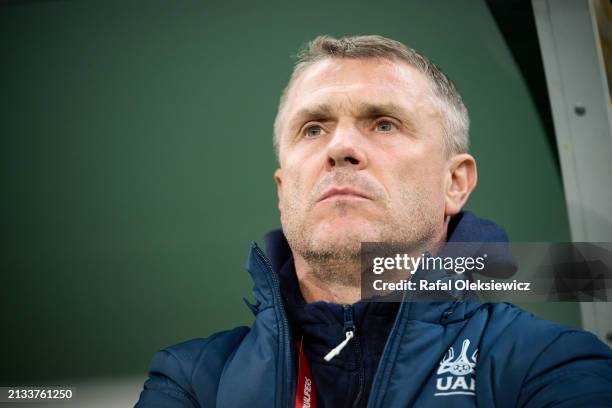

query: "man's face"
xmin=275 ymin=58 xmax=450 ymax=262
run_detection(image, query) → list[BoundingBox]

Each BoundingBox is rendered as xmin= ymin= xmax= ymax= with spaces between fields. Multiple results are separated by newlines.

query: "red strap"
xmin=295 ymin=337 xmax=317 ymax=408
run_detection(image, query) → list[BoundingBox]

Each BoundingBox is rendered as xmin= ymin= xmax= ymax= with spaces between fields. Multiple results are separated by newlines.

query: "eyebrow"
xmin=288 ymin=104 xmax=335 ymax=132
xmin=356 ymin=102 xmax=416 ymax=129
xmin=287 ymin=102 xmax=417 ymax=134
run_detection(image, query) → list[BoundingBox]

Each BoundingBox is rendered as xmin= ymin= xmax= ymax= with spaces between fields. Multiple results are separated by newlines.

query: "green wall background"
xmin=0 ymin=0 xmax=575 ymax=383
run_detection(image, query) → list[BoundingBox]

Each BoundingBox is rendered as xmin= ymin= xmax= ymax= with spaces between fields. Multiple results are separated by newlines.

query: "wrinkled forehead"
xmin=280 ymin=58 xmax=438 ymax=135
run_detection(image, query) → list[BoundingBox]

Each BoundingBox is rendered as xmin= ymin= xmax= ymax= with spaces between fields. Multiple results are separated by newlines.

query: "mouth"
xmin=317 ymin=186 xmax=372 ymax=203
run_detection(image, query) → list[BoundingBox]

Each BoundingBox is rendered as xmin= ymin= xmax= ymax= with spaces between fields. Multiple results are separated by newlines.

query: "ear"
xmin=444 ymin=153 xmax=477 ymax=217
xmin=274 ymin=168 xmax=283 ymax=212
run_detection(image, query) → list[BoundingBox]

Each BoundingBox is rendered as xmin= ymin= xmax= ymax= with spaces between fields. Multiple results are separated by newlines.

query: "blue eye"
xmin=375 ymin=120 xmax=396 ymax=132
xmin=305 ymin=125 xmax=323 ymax=138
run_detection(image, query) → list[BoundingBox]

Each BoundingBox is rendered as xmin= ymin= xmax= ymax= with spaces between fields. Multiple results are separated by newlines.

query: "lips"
xmin=317 ymin=186 xmax=371 ymax=202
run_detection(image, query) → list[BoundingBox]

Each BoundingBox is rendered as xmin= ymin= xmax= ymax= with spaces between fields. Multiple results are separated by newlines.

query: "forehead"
xmin=283 ymin=58 xmax=436 ymax=124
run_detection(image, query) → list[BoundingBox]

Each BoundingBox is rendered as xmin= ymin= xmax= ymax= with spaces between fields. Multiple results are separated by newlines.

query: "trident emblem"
xmin=437 ymin=339 xmax=478 ymax=376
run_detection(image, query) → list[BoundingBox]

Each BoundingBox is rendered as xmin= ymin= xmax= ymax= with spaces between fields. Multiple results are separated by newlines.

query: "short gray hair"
xmin=273 ymin=35 xmax=469 ymax=158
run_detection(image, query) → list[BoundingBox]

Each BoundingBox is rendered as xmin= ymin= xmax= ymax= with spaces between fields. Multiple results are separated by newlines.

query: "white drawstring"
xmin=324 ymin=330 xmax=355 ymax=362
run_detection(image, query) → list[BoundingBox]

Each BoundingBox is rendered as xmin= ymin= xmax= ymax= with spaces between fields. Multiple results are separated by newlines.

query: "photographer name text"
xmin=372 ymin=278 xmax=531 ymax=292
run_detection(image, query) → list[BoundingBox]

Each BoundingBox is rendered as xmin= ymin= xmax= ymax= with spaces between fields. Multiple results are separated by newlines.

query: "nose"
xmin=325 ymin=125 xmax=368 ymax=171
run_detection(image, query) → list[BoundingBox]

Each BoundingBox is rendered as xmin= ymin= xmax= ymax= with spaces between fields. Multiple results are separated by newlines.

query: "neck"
xmin=291 ymin=218 xmax=451 ymax=304
xmin=293 ymin=254 xmax=362 ymax=304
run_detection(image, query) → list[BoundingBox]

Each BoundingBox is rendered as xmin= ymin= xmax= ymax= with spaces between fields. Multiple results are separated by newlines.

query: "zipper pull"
xmin=324 ymin=305 xmax=356 ymax=362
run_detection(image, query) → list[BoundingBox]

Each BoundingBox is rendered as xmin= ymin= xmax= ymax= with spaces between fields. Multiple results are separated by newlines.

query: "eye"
xmin=304 ymin=124 xmax=324 ymax=138
xmin=375 ymin=120 xmax=397 ymax=133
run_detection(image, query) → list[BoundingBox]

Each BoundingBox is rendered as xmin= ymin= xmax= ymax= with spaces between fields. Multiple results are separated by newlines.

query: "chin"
xmin=309 ymin=219 xmax=382 ymax=251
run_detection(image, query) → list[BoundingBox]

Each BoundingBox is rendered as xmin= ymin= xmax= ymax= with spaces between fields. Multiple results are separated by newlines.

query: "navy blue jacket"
xmin=136 ymin=212 xmax=612 ymax=407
